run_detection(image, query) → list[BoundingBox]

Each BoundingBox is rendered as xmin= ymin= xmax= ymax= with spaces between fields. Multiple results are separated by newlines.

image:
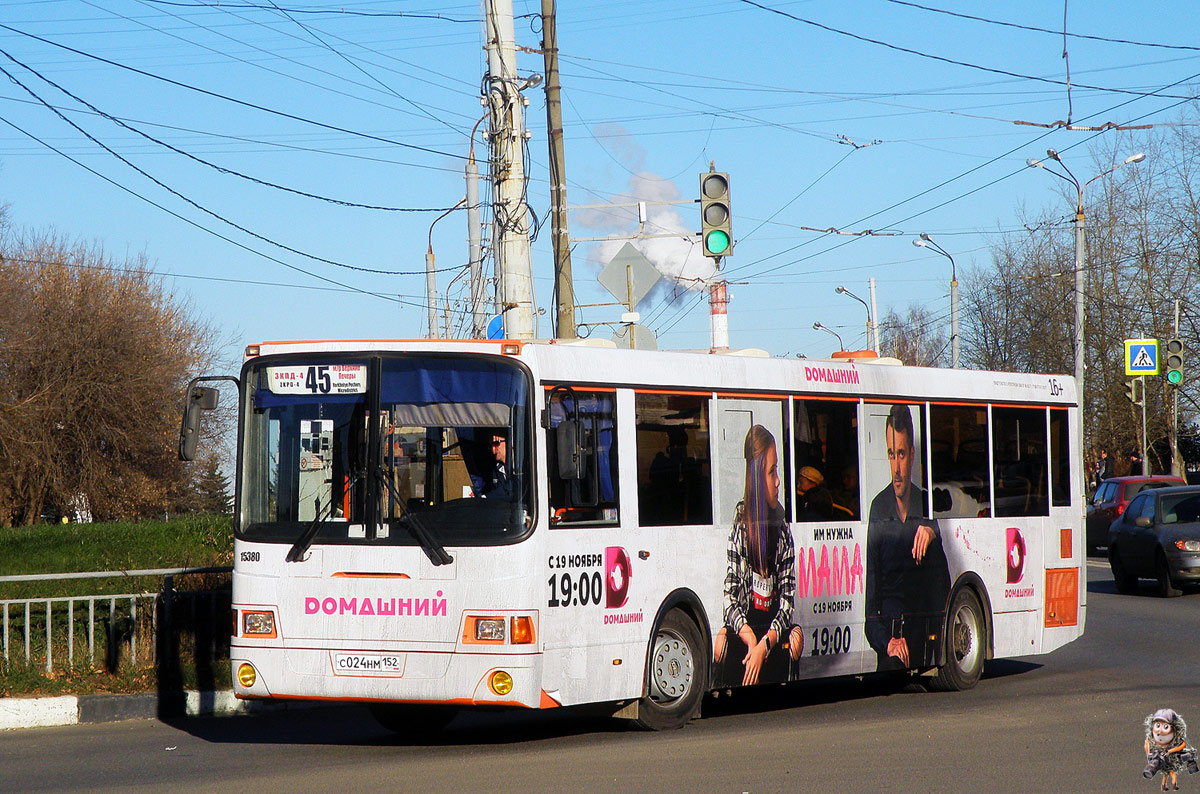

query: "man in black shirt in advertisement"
xmin=865 ymin=403 xmax=951 ymax=672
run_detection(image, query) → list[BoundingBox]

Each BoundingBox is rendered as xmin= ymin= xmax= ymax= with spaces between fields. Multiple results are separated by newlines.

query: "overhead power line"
xmin=1 ymin=255 xmax=439 ymax=307
xmin=138 ymin=0 xmax=480 ymax=22
xmin=0 ymin=50 xmax=470 ymax=213
xmin=0 ymin=114 xmax=404 ymax=303
xmin=0 ymin=54 xmax=466 ymax=276
xmin=0 ymin=23 xmax=471 ymax=162
xmin=885 ymin=0 xmax=1200 ymax=52
xmin=735 ymin=0 xmax=1198 ymax=101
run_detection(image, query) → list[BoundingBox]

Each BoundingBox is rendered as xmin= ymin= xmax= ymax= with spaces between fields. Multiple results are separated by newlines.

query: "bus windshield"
xmin=238 ymin=354 xmax=532 ymax=548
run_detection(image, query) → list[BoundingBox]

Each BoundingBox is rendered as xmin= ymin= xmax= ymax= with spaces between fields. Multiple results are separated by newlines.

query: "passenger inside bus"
xmin=796 ymin=465 xmax=835 ymax=521
xmin=474 ymin=429 xmax=512 ymax=500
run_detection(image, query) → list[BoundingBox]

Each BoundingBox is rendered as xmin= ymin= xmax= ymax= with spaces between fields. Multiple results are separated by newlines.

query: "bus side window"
xmin=929 ymin=405 xmax=990 ymax=518
xmin=992 ymin=406 xmax=1049 ymax=517
xmin=1050 ymin=409 xmax=1071 ymax=507
xmin=634 ymin=394 xmax=713 ymax=526
xmin=793 ymin=399 xmax=859 ymax=522
xmin=547 ymin=388 xmax=620 ymax=526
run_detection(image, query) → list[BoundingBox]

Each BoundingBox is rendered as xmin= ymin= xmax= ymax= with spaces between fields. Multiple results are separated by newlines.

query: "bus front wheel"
xmin=635 ymin=609 xmax=706 ymax=730
xmin=930 ymin=588 xmax=985 ymax=692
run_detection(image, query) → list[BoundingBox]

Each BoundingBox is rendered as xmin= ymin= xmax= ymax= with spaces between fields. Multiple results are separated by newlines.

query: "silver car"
xmin=1108 ymin=486 xmax=1200 ymax=597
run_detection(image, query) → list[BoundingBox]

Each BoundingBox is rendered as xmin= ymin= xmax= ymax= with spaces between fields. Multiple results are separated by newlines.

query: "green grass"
xmin=0 ymin=516 xmax=233 ymax=697
xmin=0 ymin=515 xmax=232 ymax=599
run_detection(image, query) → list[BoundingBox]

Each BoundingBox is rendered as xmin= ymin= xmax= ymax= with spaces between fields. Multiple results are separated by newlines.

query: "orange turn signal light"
xmin=511 ymin=616 xmax=535 ymax=645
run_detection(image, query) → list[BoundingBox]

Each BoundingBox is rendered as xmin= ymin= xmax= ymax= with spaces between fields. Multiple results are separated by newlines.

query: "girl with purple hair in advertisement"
xmin=714 ymin=424 xmax=804 ymax=686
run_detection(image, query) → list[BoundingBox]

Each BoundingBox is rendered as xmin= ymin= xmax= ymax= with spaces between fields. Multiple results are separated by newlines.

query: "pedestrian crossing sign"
xmin=1125 ymin=338 xmax=1159 ymax=376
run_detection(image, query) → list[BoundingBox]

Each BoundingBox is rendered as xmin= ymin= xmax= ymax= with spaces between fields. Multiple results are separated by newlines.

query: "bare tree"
xmin=0 ymin=232 xmax=221 ymax=526
xmin=878 ymin=303 xmax=948 ymax=367
xmin=964 ymin=112 xmax=1200 ymax=473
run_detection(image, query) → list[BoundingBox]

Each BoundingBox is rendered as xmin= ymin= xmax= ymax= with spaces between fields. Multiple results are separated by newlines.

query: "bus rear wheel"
xmin=635 ymin=609 xmax=706 ymax=730
xmin=930 ymin=588 xmax=985 ymax=692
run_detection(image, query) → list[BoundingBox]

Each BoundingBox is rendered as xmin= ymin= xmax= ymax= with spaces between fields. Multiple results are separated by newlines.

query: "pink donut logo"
xmin=605 ymin=546 xmax=631 ymax=609
xmin=1006 ymin=527 xmax=1026 ymax=584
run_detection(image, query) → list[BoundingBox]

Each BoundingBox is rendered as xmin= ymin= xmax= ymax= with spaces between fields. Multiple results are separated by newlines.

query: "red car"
xmin=1087 ymin=475 xmax=1186 ymax=553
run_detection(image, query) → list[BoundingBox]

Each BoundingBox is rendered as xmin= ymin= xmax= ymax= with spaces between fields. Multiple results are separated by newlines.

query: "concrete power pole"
xmin=484 ymin=0 xmax=535 ymax=339
xmin=542 ymin=0 xmax=575 ymax=339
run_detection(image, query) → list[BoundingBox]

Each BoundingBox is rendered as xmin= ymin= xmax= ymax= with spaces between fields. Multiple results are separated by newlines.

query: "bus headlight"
xmin=242 ymin=611 xmax=277 ymax=638
xmin=237 ymin=663 xmax=257 ymax=688
xmin=489 ymin=670 xmax=514 ymax=696
xmin=474 ymin=618 xmax=506 ymax=642
xmin=462 ymin=614 xmax=537 ymax=644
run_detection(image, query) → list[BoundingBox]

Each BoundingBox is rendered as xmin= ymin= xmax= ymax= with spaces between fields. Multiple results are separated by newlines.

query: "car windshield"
xmin=1160 ymin=493 xmax=1200 ymax=525
xmin=238 ymin=354 xmax=533 ymax=547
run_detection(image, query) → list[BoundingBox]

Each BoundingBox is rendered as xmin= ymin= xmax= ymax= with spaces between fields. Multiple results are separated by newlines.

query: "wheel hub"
xmin=951 ymin=606 xmax=981 ymax=669
xmin=649 ymin=632 xmax=694 ymax=703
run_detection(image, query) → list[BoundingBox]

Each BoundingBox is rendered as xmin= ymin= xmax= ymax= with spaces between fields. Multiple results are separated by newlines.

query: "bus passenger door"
xmin=714 ymin=398 xmax=809 ymax=686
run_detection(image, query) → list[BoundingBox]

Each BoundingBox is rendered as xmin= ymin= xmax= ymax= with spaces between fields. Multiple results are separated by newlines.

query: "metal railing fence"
xmin=0 ymin=567 xmax=232 ymax=677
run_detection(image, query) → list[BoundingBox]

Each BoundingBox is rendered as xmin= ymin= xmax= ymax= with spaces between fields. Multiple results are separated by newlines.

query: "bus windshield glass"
xmin=239 ymin=354 xmax=532 ymax=547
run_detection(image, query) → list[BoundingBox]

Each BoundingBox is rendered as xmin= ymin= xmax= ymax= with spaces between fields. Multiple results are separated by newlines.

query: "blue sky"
xmin=1 ymin=0 xmax=1196 ymax=365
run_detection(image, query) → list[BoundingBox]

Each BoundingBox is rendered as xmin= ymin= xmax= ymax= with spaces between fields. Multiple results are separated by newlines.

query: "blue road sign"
xmin=486 ymin=314 xmax=505 ymax=340
xmin=1125 ymin=338 xmax=1159 ymax=376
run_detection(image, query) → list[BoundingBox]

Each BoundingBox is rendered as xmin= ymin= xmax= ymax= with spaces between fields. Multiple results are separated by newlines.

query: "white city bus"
xmin=201 ymin=338 xmax=1084 ymax=731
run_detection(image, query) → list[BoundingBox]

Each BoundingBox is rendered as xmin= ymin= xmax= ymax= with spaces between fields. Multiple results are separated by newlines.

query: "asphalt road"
xmin=3 ymin=560 xmax=1197 ymax=794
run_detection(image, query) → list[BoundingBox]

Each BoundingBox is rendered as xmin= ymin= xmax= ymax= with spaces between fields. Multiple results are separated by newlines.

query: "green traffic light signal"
xmin=705 ymin=229 xmax=730 ymax=256
xmin=1166 ymin=338 xmax=1184 ymax=387
xmin=699 ymin=170 xmax=732 ymax=259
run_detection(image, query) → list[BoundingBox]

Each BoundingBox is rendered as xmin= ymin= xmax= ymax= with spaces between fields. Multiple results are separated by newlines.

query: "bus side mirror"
xmin=556 ymin=420 xmax=586 ymax=480
xmin=179 ymin=386 xmax=219 ymax=461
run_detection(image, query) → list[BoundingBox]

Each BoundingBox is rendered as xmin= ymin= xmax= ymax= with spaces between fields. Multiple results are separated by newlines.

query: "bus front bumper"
xmin=230 ymin=645 xmax=549 ymax=709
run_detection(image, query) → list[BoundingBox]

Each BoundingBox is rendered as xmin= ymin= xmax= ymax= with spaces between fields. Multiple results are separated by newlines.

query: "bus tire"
xmin=368 ymin=703 xmax=458 ymax=737
xmin=930 ymin=588 xmax=985 ymax=692
xmin=635 ymin=609 xmax=706 ymax=730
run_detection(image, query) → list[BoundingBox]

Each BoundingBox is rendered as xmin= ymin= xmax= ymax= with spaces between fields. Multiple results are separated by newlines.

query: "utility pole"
xmin=869 ymin=277 xmax=879 ymax=354
xmin=1173 ymin=299 xmax=1182 ymax=476
xmin=542 ymin=0 xmax=575 ymax=339
xmin=1073 ymin=207 xmax=1086 ymax=406
xmin=466 ymin=153 xmax=486 ymax=338
xmin=484 ymin=0 xmax=535 ymax=339
xmin=426 ymin=246 xmax=438 ymax=338
xmin=1027 ymin=150 xmax=1145 ymax=455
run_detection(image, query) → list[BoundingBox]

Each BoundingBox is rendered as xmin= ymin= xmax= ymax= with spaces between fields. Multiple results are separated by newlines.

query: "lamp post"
xmin=813 ymin=321 xmax=844 ymax=352
xmin=835 ymin=285 xmax=878 ymax=353
xmin=911 ymin=233 xmax=959 ymax=368
xmin=1026 ymin=150 xmax=1146 ymax=415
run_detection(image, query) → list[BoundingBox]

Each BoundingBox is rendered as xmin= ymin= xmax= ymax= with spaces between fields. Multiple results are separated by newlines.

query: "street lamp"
xmin=835 ymin=285 xmax=878 ymax=353
xmin=911 ymin=234 xmax=959 ymax=368
xmin=1026 ymin=150 xmax=1146 ymax=421
xmin=813 ymin=321 xmax=845 ymax=352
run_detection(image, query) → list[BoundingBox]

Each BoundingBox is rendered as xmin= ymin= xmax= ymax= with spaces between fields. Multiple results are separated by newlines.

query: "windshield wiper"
xmin=285 ymin=470 xmax=361 ymax=563
xmin=375 ymin=465 xmax=453 ymax=566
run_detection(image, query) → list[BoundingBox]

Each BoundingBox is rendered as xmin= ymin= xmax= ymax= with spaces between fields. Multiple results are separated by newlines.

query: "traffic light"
xmin=699 ymin=170 xmax=732 ymax=259
xmin=1124 ymin=379 xmax=1141 ymax=405
xmin=1165 ymin=338 xmax=1184 ymax=386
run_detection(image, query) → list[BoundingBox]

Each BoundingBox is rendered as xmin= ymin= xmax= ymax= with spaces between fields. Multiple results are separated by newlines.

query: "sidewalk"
xmin=0 ymin=690 xmax=314 ymax=731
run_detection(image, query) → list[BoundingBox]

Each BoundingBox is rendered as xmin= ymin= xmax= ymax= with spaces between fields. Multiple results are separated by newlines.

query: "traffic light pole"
xmin=1174 ymin=299 xmax=1181 ymax=476
xmin=1141 ymin=374 xmax=1150 ymax=476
